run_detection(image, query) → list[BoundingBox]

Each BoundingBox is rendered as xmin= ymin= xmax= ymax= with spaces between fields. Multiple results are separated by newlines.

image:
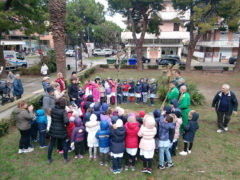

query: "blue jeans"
xmin=39 ymin=131 xmax=46 ymax=147
xmin=48 ymin=137 xmax=68 ymax=160
xmin=112 ymin=157 xmax=122 ymax=170
xmin=159 ymin=147 xmax=172 ymax=166
xmin=117 ymin=95 xmax=122 ymax=104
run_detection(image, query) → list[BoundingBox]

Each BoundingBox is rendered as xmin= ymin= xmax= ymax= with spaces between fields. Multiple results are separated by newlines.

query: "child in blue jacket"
xmin=96 ymin=120 xmax=110 ymax=166
xmin=36 ymin=109 xmax=48 ymax=148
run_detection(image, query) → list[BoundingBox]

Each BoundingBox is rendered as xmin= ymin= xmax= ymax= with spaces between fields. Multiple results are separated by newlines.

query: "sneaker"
xmin=188 ymin=150 xmax=192 ymax=154
xmin=158 ymin=165 xmax=165 ymax=170
xmin=131 ymin=166 xmax=135 ymax=171
xmin=217 ymin=129 xmax=223 ymax=133
xmin=117 ymin=169 xmax=122 ymax=174
xmin=224 ymin=127 xmax=228 ymax=131
xmin=64 ymin=159 xmax=69 ymax=164
xmin=68 ymin=149 xmax=72 ymax=153
xmin=141 ymin=168 xmax=148 ymax=173
xmin=147 ymin=168 xmax=152 ymax=174
xmin=79 ymin=155 xmax=83 ymax=159
xmin=58 ymin=150 xmax=64 ymax=154
xmin=40 ymin=145 xmax=47 ymax=149
xmin=74 ymin=155 xmax=78 ymax=159
xmin=125 ymin=165 xmax=128 ymax=171
xmin=99 ymin=162 xmax=104 ymax=166
xmin=18 ymin=149 xmax=24 ymax=154
xmin=179 ymin=151 xmax=188 ymax=156
xmin=110 ymin=168 xmax=118 ymax=174
xmin=166 ymin=163 xmax=174 ymax=168
xmin=47 ymin=159 xmax=53 ymax=164
xmin=25 ymin=147 xmax=34 ymax=153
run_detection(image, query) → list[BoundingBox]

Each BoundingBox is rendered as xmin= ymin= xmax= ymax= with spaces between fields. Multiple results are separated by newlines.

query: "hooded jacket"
xmin=67 ymin=121 xmax=75 ymax=139
xmin=110 ymin=126 xmax=126 ymax=154
xmin=183 ymin=112 xmax=199 ymax=142
xmin=49 ymin=104 xmax=69 ymax=139
xmin=149 ymin=82 xmax=157 ymax=94
xmin=101 ymin=103 xmax=108 ymax=113
xmin=13 ymin=78 xmax=24 ymax=96
xmin=83 ymin=95 xmax=94 ymax=111
xmin=168 ymin=87 xmax=179 ymax=104
xmin=122 ymin=83 xmax=130 ymax=92
xmin=71 ymin=117 xmax=85 ymax=142
xmin=125 ymin=122 xmax=139 ymax=148
xmin=135 ymin=81 xmax=142 ymax=93
xmin=153 ymin=109 xmax=161 ymax=137
xmin=93 ymin=103 xmax=101 ymax=121
xmin=68 ymin=83 xmax=79 ymax=99
xmin=117 ymin=83 xmax=122 ymax=94
xmin=158 ymin=115 xmax=175 ymax=141
xmin=129 ymin=81 xmax=135 ymax=94
xmin=138 ymin=116 xmax=157 ymax=151
xmin=85 ymin=116 xmax=100 ymax=146
xmin=83 ymin=112 xmax=91 ymax=125
xmin=36 ymin=109 xmax=47 ymax=124
xmin=171 ymin=99 xmax=181 ymax=112
xmin=174 ymin=114 xmax=182 ymax=140
xmin=141 ymin=82 xmax=149 ymax=93
xmin=14 ymin=108 xmax=35 ymax=131
xmin=42 ymin=81 xmax=50 ymax=93
xmin=43 ymin=93 xmax=56 ymax=112
xmin=96 ymin=120 xmax=110 ymax=148
xmin=100 ymin=114 xmax=111 ymax=124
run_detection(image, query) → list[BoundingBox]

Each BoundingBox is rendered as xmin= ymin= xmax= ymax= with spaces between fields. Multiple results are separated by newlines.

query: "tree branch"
xmin=128 ymin=8 xmax=138 ymax=46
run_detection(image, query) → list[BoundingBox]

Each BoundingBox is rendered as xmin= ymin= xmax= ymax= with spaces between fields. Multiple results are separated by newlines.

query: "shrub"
xmin=194 ymin=66 xmax=203 ymax=70
xmin=148 ymin=65 xmax=158 ymax=70
xmin=0 ymin=119 xmax=10 ymax=137
xmin=115 ymin=65 xmax=137 ymax=69
xmin=223 ymin=67 xmax=229 ymax=71
xmin=10 ymin=112 xmax=16 ymax=126
xmin=157 ymin=72 xmax=170 ymax=101
xmin=100 ymin=64 xmax=109 ymax=68
xmin=19 ymin=65 xmax=41 ymax=75
xmin=27 ymin=95 xmax=43 ymax=110
xmin=179 ymin=65 xmax=185 ymax=70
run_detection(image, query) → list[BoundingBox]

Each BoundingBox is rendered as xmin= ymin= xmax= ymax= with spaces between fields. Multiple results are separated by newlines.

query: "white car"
xmin=66 ymin=50 xmax=75 ymax=57
xmin=93 ymin=49 xmax=105 ymax=56
xmin=103 ymin=49 xmax=113 ymax=57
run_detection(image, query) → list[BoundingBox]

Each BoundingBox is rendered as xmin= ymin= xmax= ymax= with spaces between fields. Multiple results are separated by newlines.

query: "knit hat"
xmin=139 ymin=110 xmax=145 ymax=118
xmin=115 ymin=119 xmax=123 ymax=128
xmin=101 ymin=103 xmax=108 ymax=112
xmin=47 ymin=86 xmax=54 ymax=93
xmin=69 ymin=116 xmax=75 ymax=122
xmin=111 ymin=115 xmax=118 ymax=124
xmin=163 ymin=106 xmax=172 ymax=115
xmin=127 ymin=116 xmax=136 ymax=123
xmin=174 ymin=109 xmax=182 ymax=118
xmin=90 ymin=114 xmax=97 ymax=121
xmin=118 ymin=107 xmax=125 ymax=116
xmin=129 ymin=112 xmax=136 ymax=119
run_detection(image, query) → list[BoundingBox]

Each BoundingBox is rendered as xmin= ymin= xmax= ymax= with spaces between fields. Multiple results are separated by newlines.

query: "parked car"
xmin=162 ymin=55 xmax=180 ymax=61
xmin=229 ymin=56 xmax=237 ymax=64
xmin=93 ymin=49 xmax=105 ymax=56
xmin=103 ymin=49 xmax=113 ymax=57
xmin=66 ymin=50 xmax=75 ymax=57
xmin=156 ymin=57 xmax=185 ymax=66
xmin=4 ymin=50 xmax=28 ymax=70
xmin=128 ymin=54 xmax=151 ymax=64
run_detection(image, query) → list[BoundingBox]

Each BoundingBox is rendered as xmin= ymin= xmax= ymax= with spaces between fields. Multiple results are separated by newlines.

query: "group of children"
xmin=34 ymin=97 xmax=199 ymax=174
xmin=68 ymin=76 xmax=158 ymax=107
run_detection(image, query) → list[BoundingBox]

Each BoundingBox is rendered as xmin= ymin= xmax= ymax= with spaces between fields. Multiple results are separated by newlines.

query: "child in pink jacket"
xmin=171 ymin=110 xmax=182 ymax=156
xmin=138 ymin=115 xmax=156 ymax=174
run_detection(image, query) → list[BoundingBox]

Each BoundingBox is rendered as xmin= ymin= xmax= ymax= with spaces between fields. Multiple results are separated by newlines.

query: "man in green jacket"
xmin=179 ymin=85 xmax=190 ymax=133
xmin=167 ymin=81 xmax=179 ymax=104
xmin=174 ymin=70 xmax=184 ymax=89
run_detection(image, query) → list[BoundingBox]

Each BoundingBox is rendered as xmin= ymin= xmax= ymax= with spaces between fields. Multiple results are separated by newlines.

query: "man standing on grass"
xmin=167 ymin=81 xmax=179 ymax=104
xmin=179 ymin=85 xmax=190 ymax=133
xmin=211 ymin=84 xmax=238 ymax=133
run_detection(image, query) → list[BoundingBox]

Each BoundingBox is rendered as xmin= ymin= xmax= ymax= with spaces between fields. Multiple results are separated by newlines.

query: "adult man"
xmin=13 ymin=74 xmax=24 ymax=99
xmin=179 ymin=85 xmax=190 ymax=133
xmin=211 ymin=84 xmax=238 ymax=133
xmin=177 ymin=78 xmax=186 ymax=90
xmin=174 ymin=70 xmax=184 ymax=89
xmin=167 ymin=81 xmax=179 ymax=104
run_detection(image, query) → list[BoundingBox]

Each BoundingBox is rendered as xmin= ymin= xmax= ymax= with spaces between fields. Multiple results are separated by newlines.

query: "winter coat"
xmin=68 ymin=83 xmax=79 ymax=100
xmin=42 ymin=93 xmax=56 ymax=112
xmin=42 ymin=81 xmax=50 ymax=93
xmin=48 ymin=104 xmax=69 ymax=139
xmin=13 ymin=78 xmax=24 ymax=96
xmin=36 ymin=109 xmax=47 ymax=125
xmin=71 ymin=118 xmax=85 ymax=142
xmin=169 ymin=128 xmax=175 ymax=143
xmin=212 ymin=91 xmax=238 ymax=115
xmin=141 ymin=82 xmax=149 ymax=93
xmin=171 ymin=99 xmax=181 ymax=112
xmin=54 ymin=89 xmax=65 ymax=100
xmin=158 ymin=115 xmax=175 ymax=141
xmin=96 ymin=120 xmax=110 ymax=148
xmin=110 ymin=126 xmax=126 ymax=154
xmin=174 ymin=117 xmax=182 ymax=140
xmin=100 ymin=114 xmax=111 ymax=124
xmin=179 ymin=92 xmax=190 ymax=111
xmin=83 ymin=95 xmax=94 ymax=111
xmin=101 ymin=103 xmax=108 ymax=113
xmin=117 ymin=83 xmax=122 ymax=94
xmin=149 ymin=82 xmax=157 ymax=94
xmin=125 ymin=122 xmax=139 ymax=148
xmin=14 ymin=108 xmax=35 ymax=131
xmin=56 ymin=77 xmax=66 ymax=92
xmin=135 ymin=84 xmax=142 ymax=93
xmin=122 ymin=83 xmax=130 ymax=92
xmin=105 ymin=87 xmax=111 ymax=95
xmin=92 ymin=85 xmax=100 ymax=102
xmin=153 ymin=109 xmax=161 ymax=137
xmin=138 ymin=118 xmax=157 ymax=151
xmin=7 ymin=74 xmax=15 ymax=84
xmin=183 ymin=112 xmax=199 ymax=142
xmin=86 ymin=118 xmax=100 ymax=147
xmin=99 ymin=86 xmax=105 ymax=97
xmin=41 ymin=64 xmax=48 ymax=75
xmin=168 ymin=87 xmax=179 ymax=104
xmin=129 ymin=81 xmax=135 ymax=93
xmin=93 ymin=103 xmax=101 ymax=121
xmin=83 ymin=112 xmax=91 ymax=125
xmin=67 ymin=122 xmax=75 ymax=139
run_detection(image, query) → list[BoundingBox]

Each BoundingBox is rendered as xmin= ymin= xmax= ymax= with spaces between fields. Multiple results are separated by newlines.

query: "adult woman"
xmin=14 ymin=100 xmax=35 ymax=154
xmin=56 ymin=72 xmax=66 ymax=92
xmin=54 ymin=82 xmax=66 ymax=100
xmin=48 ymin=97 xmax=69 ymax=164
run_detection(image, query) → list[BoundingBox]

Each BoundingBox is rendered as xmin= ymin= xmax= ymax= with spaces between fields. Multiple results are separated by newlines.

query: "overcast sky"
xmin=95 ymin=0 xmax=126 ymax=29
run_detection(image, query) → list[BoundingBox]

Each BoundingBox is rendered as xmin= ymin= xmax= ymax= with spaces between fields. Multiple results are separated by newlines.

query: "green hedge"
xmin=194 ymin=66 xmax=203 ymax=70
xmin=0 ymin=119 xmax=10 ymax=137
xmin=148 ymin=65 xmax=158 ymax=69
xmin=100 ymin=64 xmax=109 ymax=68
xmin=19 ymin=65 xmax=41 ymax=75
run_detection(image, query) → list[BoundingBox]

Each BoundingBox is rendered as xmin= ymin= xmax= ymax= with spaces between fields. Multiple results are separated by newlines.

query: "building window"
xmin=173 ymin=23 xmax=180 ymax=31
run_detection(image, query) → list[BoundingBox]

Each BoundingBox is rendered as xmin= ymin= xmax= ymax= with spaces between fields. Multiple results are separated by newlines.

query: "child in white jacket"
xmin=86 ymin=114 xmax=100 ymax=160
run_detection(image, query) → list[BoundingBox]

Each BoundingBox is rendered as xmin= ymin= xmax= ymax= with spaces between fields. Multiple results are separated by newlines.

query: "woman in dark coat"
xmin=48 ymin=97 xmax=69 ymax=163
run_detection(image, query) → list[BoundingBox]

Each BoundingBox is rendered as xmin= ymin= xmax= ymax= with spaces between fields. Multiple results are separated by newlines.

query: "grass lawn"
xmin=1 ymin=68 xmax=240 ymax=180
xmin=86 ymin=56 xmax=107 ymax=61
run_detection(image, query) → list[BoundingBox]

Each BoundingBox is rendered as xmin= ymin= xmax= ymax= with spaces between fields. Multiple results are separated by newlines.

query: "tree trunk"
xmin=0 ymin=31 xmax=5 ymax=74
xmin=79 ymin=31 xmax=88 ymax=54
xmin=49 ymin=0 xmax=66 ymax=77
xmin=234 ymin=37 xmax=240 ymax=72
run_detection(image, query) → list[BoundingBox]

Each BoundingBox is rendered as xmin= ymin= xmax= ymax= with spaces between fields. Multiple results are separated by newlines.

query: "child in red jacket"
xmin=122 ymin=80 xmax=130 ymax=104
xmin=67 ymin=116 xmax=75 ymax=152
xmin=124 ymin=116 xmax=140 ymax=171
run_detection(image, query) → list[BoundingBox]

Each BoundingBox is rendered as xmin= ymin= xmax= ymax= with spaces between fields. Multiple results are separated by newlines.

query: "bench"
xmin=202 ymin=66 xmax=226 ymax=72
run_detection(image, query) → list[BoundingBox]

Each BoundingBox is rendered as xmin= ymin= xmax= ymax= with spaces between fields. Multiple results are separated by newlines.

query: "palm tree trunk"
xmin=234 ymin=37 xmax=240 ymax=72
xmin=49 ymin=0 xmax=66 ymax=77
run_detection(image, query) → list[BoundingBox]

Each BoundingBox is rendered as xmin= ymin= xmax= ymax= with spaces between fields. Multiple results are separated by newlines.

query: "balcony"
xmin=197 ymin=40 xmax=239 ymax=48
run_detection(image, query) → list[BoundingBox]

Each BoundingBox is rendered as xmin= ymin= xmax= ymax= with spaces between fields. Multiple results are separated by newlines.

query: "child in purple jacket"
xmin=71 ymin=117 xmax=85 ymax=159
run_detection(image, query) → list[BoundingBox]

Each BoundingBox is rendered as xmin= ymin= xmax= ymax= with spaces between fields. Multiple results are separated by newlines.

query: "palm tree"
xmin=49 ymin=0 xmax=66 ymax=76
